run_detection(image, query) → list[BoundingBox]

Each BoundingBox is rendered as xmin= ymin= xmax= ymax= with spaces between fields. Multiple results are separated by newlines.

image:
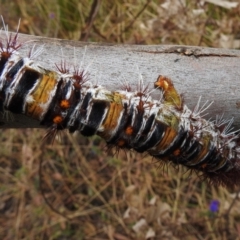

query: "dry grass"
xmin=0 ymin=0 xmax=240 ymax=239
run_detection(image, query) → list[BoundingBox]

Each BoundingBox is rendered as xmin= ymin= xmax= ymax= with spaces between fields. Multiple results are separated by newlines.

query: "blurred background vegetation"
xmin=0 ymin=0 xmax=240 ymax=239
xmin=1 ymin=0 xmax=240 ymax=46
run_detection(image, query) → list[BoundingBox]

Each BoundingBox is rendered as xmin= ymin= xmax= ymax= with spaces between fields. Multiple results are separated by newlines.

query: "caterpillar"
xmin=1 ymin=27 xmax=240 ymax=188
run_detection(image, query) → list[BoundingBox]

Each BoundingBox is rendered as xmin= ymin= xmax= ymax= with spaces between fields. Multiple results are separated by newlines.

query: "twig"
xmin=80 ymin=0 xmax=102 ymax=41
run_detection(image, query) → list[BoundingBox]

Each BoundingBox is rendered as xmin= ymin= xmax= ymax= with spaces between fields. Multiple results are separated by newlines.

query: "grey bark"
xmin=0 ymin=32 xmax=240 ymax=128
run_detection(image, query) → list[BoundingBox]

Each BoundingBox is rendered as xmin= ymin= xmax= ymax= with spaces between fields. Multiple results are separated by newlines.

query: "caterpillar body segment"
xmin=1 ymin=34 xmax=240 ymax=187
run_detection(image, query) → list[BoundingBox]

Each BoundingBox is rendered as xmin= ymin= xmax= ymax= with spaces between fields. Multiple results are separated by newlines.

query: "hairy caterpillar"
xmin=1 ymin=27 xmax=240 ymax=188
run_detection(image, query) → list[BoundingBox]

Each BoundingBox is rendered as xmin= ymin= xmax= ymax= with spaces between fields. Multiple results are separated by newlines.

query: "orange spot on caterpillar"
xmin=60 ymin=99 xmax=70 ymax=109
xmin=201 ymin=163 xmax=208 ymax=169
xmin=125 ymin=126 xmax=134 ymax=135
xmin=53 ymin=115 xmax=63 ymax=124
xmin=173 ymin=149 xmax=181 ymax=156
xmin=117 ymin=139 xmax=125 ymax=147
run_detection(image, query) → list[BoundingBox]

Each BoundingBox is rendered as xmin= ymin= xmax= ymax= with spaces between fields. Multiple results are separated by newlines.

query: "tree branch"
xmin=0 ymin=32 xmax=240 ymax=128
